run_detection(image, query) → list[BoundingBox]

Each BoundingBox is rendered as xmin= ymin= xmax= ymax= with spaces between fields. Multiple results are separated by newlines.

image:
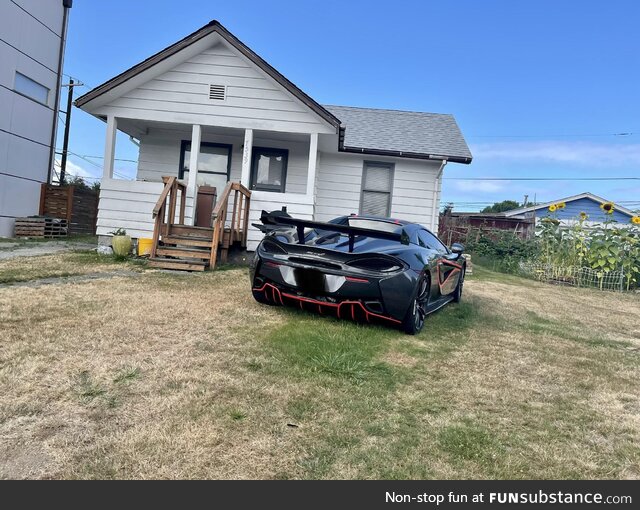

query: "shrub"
xmin=536 ymin=206 xmax=640 ymax=290
xmin=465 ymin=229 xmax=538 ymax=273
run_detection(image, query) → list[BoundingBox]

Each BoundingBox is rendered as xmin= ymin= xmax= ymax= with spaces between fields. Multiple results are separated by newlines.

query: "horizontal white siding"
xmin=136 ymin=128 xmax=310 ymax=195
xmin=97 ymin=179 xmax=171 ymax=239
xmin=315 ymin=152 xmax=441 ymax=228
xmin=93 ymin=40 xmax=334 ymax=134
xmin=247 ymin=191 xmax=313 ymax=251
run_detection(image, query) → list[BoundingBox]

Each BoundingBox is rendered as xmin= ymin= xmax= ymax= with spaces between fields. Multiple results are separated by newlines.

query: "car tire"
xmin=402 ymin=275 xmax=430 ymax=335
xmin=452 ymin=265 xmax=465 ymax=303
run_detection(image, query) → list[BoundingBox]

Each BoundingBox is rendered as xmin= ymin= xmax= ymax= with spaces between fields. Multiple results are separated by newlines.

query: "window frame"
xmin=359 ymin=161 xmax=395 ymax=217
xmin=13 ymin=71 xmax=50 ymax=105
xmin=249 ymin=146 xmax=289 ymax=193
xmin=178 ymin=140 xmax=232 ymax=184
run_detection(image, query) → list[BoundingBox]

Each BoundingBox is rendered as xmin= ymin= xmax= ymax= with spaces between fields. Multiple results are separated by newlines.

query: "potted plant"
xmin=110 ymin=228 xmax=131 ymax=257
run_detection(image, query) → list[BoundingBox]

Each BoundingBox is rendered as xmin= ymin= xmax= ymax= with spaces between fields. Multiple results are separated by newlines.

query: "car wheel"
xmin=453 ymin=265 xmax=465 ymax=303
xmin=402 ymin=275 xmax=430 ymax=335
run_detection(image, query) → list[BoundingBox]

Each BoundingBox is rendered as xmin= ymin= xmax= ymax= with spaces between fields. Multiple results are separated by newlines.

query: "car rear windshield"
xmin=346 ymin=218 xmax=401 ymax=233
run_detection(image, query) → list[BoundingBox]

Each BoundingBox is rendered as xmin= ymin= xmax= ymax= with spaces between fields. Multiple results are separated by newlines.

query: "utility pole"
xmin=59 ymin=79 xmax=83 ymax=184
xmin=523 ymin=194 xmax=529 ymax=207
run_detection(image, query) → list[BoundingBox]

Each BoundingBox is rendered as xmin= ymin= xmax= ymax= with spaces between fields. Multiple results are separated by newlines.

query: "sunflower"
xmin=548 ymin=204 xmax=557 ymax=212
xmin=632 ymin=216 xmax=640 ymax=225
xmin=600 ymin=202 xmax=614 ymax=214
xmin=579 ymin=211 xmax=588 ymax=221
xmin=557 ymin=202 xmax=566 ymax=209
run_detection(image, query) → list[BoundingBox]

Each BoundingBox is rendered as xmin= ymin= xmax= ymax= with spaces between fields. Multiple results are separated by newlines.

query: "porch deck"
xmin=146 ymin=177 xmax=252 ymax=270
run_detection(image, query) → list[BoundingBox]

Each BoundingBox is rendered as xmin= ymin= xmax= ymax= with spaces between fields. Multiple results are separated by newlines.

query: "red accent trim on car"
xmin=437 ymin=259 xmax=462 ymax=291
xmin=345 ymin=276 xmax=369 ymax=283
xmin=253 ymin=282 xmax=402 ymax=325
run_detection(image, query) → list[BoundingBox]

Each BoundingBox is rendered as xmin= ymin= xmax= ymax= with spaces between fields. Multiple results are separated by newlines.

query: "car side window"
xmin=418 ymin=230 xmax=449 ymax=254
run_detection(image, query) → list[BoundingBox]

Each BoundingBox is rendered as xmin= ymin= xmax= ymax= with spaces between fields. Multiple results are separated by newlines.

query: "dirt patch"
xmin=0 ymin=241 xmax=96 ymax=260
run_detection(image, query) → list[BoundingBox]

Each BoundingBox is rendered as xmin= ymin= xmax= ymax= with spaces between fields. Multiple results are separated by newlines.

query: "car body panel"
xmin=250 ymin=213 xmax=465 ymax=329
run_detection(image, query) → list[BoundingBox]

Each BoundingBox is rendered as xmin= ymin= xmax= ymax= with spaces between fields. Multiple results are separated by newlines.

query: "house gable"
xmin=506 ymin=193 xmax=634 ymax=223
xmin=75 ymin=22 xmax=339 ymax=135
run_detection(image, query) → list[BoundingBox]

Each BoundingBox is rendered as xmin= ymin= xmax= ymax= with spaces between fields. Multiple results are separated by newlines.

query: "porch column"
xmin=103 ymin=115 xmax=117 ymax=179
xmin=306 ymin=132 xmax=319 ymax=197
xmin=187 ymin=124 xmax=201 ymax=225
xmin=241 ymin=128 xmax=253 ymax=188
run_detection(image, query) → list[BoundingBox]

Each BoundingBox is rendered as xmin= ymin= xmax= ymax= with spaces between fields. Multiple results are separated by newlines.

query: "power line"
xmin=467 ymin=132 xmax=634 ymax=139
xmin=444 ymin=177 xmax=640 ymax=181
xmin=83 ymin=155 xmax=139 ymax=163
xmin=54 ymin=150 xmax=133 ymax=180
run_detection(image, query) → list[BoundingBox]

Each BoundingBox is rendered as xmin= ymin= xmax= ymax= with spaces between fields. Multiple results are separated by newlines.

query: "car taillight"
xmin=346 ymin=257 xmax=402 ymax=273
xmin=261 ymin=239 xmax=288 ymax=254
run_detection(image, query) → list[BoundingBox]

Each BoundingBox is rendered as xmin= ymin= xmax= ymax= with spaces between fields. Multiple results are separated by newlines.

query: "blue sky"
xmin=58 ymin=0 xmax=640 ymax=211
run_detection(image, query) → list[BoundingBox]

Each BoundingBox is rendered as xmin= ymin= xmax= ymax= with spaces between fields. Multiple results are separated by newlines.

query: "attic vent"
xmin=209 ymin=84 xmax=226 ymax=100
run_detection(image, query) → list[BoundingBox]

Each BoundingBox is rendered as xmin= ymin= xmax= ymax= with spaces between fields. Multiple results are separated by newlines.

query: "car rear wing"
xmin=260 ymin=210 xmax=410 ymax=253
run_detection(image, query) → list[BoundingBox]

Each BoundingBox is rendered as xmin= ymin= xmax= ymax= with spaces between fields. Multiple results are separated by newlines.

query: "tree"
xmin=481 ymin=200 xmax=521 ymax=213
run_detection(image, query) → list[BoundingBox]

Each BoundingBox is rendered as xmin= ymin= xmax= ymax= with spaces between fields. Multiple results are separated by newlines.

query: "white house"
xmin=0 ymin=0 xmax=73 ymax=237
xmin=76 ymin=20 xmax=471 ymax=267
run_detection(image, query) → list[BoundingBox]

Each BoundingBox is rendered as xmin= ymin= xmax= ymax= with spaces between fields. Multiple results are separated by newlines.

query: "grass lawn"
xmin=1 ymin=252 xmax=639 ymax=479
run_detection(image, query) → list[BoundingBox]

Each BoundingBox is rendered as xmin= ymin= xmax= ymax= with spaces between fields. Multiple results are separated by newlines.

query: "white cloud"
xmin=470 ymin=141 xmax=640 ymax=167
xmin=54 ymin=159 xmax=98 ymax=180
xmin=453 ymin=180 xmax=506 ymax=193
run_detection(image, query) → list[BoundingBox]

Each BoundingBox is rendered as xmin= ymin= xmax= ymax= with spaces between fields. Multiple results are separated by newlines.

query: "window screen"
xmin=14 ymin=72 xmax=49 ymax=104
xmin=360 ymin=162 xmax=393 ymax=216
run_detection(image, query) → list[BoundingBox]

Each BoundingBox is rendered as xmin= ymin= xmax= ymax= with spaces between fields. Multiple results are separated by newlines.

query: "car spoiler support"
xmin=260 ymin=210 xmax=410 ymax=253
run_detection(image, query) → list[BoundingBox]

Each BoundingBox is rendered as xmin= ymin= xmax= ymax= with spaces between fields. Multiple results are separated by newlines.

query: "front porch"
xmin=97 ymin=117 xmax=321 ymax=260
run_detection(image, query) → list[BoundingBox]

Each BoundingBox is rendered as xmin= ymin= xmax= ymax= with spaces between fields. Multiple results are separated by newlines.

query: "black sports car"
xmin=250 ymin=211 xmax=466 ymax=334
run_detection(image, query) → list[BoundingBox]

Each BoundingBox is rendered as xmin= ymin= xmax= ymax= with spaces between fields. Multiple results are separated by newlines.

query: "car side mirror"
xmin=450 ymin=243 xmax=464 ymax=254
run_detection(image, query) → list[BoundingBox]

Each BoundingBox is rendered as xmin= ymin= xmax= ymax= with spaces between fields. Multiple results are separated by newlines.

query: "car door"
xmin=418 ymin=229 xmax=461 ymax=296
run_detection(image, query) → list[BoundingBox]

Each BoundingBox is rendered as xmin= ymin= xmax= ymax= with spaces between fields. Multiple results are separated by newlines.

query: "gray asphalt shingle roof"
xmin=324 ymin=105 xmax=472 ymax=163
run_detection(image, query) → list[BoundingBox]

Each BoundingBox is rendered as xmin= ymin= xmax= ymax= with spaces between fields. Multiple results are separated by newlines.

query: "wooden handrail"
xmin=209 ymin=181 xmax=251 ymax=269
xmin=151 ymin=177 xmax=250 ymax=269
xmin=152 ymin=176 xmax=176 ymax=218
xmin=211 ymin=181 xmax=234 ymax=220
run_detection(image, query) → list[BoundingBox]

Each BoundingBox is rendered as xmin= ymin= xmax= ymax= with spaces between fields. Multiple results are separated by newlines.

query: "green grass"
xmin=2 ymin=255 xmax=638 ymax=479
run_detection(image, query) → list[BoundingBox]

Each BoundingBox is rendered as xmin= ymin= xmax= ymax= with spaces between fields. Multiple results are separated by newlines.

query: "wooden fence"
xmin=39 ymin=184 xmax=99 ymax=235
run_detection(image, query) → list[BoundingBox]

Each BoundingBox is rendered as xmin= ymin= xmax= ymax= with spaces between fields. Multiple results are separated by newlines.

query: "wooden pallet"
xmin=14 ymin=217 xmax=68 ymax=238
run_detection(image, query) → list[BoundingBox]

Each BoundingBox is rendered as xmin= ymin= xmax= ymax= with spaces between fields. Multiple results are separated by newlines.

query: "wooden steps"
xmin=156 ymin=246 xmax=211 ymax=260
xmin=163 ymin=235 xmax=212 ymax=248
xmin=150 ymin=178 xmax=251 ymax=270
xmin=150 ymin=224 xmax=214 ymax=271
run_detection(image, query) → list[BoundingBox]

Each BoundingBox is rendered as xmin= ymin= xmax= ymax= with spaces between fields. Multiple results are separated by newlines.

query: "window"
xmin=418 ymin=229 xmax=448 ymax=254
xmin=250 ymin=147 xmax=288 ymax=192
xmin=14 ymin=72 xmax=49 ymax=104
xmin=360 ymin=162 xmax=394 ymax=217
xmin=179 ymin=141 xmax=231 ymax=193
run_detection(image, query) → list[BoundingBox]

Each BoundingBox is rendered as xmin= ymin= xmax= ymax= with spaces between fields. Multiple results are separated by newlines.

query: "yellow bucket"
xmin=137 ymin=237 xmax=153 ymax=256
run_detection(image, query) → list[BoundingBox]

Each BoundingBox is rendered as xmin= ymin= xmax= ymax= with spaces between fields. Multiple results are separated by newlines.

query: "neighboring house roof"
xmin=74 ymin=20 xmax=342 ymax=132
xmin=75 ymin=20 xmax=472 ymax=164
xmin=326 ymin=105 xmax=472 ymax=164
xmin=503 ymin=192 xmax=636 ymax=218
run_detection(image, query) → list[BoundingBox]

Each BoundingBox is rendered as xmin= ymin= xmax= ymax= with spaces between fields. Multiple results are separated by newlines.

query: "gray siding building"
xmin=0 ymin=0 xmax=72 ymax=237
